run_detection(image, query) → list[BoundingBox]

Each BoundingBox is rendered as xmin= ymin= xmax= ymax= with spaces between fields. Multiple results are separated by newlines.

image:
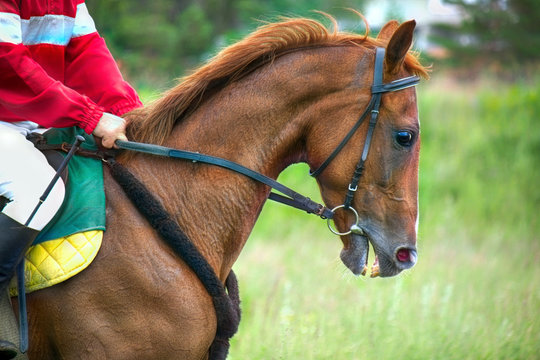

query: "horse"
xmin=21 ymin=14 xmax=428 ymax=359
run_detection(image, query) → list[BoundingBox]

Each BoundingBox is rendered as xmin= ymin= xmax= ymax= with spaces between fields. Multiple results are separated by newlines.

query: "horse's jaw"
xmin=340 ymin=234 xmax=370 ymax=276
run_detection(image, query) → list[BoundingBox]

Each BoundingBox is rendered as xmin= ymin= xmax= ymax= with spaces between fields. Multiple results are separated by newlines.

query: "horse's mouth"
xmin=340 ymin=233 xmax=375 ymax=276
xmin=340 ymin=233 xmax=417 ymax=278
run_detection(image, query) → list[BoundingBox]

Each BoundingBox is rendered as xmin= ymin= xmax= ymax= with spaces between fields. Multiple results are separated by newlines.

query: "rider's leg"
xmin=0 ymin=123 xmax=65 ymax=230
xmin=0 ymin=122 xmax=65 ymax=358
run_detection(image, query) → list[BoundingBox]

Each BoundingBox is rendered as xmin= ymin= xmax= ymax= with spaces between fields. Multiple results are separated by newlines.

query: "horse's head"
xmin=308 ymin=20 xmax=422 ymax=277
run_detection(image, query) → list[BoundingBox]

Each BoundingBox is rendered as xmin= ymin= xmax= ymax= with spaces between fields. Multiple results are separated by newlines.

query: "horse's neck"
xmin=124 ymin=46 xmax=366 ymax=280
xmin=168 ymin=67 xmax=313 ymax=177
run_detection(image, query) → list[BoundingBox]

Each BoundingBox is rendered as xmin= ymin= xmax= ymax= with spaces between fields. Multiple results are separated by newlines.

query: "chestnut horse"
xmin=23 ymin=16 xmax=428 ymax=359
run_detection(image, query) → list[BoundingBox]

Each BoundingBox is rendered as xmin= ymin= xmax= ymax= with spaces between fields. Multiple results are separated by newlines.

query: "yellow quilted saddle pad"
xmin=9 ymin=230 xmax=103 ymax=296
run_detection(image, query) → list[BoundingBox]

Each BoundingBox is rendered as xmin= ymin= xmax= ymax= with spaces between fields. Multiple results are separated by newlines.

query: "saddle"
xmin=9 ymin=128 xmax=107 ymax=296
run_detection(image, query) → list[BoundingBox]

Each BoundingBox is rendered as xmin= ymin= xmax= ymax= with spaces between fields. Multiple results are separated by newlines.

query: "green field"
xmin=224 ymin=76 xmax=540 ymax=359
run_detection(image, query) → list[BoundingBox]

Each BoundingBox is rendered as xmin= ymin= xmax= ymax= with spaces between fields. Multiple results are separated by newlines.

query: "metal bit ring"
xmin=327 ymin=205 xmax=363 ymax=236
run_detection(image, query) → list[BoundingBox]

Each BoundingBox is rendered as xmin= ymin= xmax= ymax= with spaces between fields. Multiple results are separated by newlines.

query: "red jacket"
xmin=0 ymin=0 xmax=142 ymax=134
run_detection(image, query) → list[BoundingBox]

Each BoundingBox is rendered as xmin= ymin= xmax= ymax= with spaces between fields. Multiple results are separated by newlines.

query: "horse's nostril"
xmin=396 ymin=248 xmax=411 ymax=262
xmin=395 ymin=247 xmax=417 ymax=269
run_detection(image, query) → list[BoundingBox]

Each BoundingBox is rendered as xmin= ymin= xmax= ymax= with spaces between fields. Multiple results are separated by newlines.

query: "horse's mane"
xmin=126 ymin=13 xmax=429 ymax=145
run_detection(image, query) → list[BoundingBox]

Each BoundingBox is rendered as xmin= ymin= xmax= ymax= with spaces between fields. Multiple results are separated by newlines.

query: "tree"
xmin=430 ymin=0 xmax=540 ymax=65
xmin=87 ymin=0 xmax=367 ymax=85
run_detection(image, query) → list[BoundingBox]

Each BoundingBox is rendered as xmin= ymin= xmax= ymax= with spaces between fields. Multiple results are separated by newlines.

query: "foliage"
xmin=430 ymin=0 xmax=540 ymax=66
xmin=419 ymin=77 xmax=540 ymax=241
xmin=86 ymin=0 xmax=366 ymax=87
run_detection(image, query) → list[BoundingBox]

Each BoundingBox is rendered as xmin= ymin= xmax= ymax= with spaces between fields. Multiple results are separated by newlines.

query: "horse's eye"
xmin=396 ymin=131 xmax=414 ymax=147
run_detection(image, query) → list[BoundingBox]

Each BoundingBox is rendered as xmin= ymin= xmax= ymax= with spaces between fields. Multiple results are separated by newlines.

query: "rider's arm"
xmin=64 ymin=1 xmax=143 ymax=118
xmin=0 ymin=1 xmax=141 ymax=137
xmin=0 ymin=1 xmax=103 ymax=133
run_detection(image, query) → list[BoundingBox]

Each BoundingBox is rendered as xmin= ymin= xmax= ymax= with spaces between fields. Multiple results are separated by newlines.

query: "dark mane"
xmin=125 ymin=13 xmax=429 ymax=145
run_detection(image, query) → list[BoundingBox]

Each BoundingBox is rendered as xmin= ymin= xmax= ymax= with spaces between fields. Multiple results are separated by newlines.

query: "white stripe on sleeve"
xmin=72 ymin=3 xmax=97 ymax=38
xmin=0 ymin=12 xmax=22 ymax=44
xmin=21 ymin=15 xmax=74 ymax=46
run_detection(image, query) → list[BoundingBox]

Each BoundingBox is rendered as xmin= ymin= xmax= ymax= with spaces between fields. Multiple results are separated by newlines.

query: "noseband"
xmin=115 ymin=47 xmax=420 ymax=236
xmin=309 ymin=47 xmax=420 ymax=236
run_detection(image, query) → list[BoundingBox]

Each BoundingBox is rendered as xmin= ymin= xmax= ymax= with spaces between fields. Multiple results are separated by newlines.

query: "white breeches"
xmin=0 ymin=121 xmax=65 ymax=230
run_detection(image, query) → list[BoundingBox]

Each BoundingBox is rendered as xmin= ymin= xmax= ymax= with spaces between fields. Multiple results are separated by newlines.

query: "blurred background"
xmin=87 ymin=0 xmax=539 ymax=358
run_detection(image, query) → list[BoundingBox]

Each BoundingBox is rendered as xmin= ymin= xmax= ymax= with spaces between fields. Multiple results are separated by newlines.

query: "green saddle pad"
xmin=34 ymin=127 xmax=106 ymax=244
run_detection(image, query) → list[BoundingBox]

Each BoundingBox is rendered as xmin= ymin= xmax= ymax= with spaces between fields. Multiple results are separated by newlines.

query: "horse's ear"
xmin=377 ymin=20 xmax=399 ymax=41
xmin=385 ymin=20 xmax=416 ymax=74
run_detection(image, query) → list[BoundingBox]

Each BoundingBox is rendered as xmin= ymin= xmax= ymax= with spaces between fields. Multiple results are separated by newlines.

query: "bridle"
xmin=115 ymin=47 xmax=420 ymax=236
xmin=310 ymin=47 xmax=420 ymax=235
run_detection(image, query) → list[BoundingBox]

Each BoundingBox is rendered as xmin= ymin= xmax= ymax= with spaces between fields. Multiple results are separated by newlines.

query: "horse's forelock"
xmin=126 ymin=13 xmax=429 ymax=146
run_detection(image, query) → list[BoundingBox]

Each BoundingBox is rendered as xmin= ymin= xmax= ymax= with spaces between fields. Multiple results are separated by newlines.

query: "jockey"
xmin=0 ymin=0 xmax=143 ymax=357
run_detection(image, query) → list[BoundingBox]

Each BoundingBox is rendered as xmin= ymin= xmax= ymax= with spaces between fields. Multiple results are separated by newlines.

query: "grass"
xmin=136 ymin=75 xmax=540 ymax=359
xmin=223 ymin=77 xmax=540 ymax=359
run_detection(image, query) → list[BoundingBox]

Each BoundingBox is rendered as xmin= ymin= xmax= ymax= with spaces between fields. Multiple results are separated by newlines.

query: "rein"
xmin=114 ymin=140 xmax=335 ymax=219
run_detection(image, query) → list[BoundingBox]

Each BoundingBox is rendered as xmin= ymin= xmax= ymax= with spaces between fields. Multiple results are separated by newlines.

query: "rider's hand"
xmin=92 ymin=112 xmax=128 ymax=149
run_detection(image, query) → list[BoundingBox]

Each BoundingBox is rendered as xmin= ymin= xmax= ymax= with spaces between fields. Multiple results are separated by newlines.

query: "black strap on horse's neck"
xmin=115 ymin=140 xmax=334 ymax=219
xmin=107 ymin=160 xmax=240 ymax=360
xmin=309 ymin=47 xmax=420 ymax=209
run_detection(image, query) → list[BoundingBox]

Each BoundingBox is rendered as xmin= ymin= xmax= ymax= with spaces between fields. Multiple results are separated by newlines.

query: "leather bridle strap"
xmin=308 ymin=96 xmax=377 ymax=178
xmin=342 ymin=47 xmax=385 ymax=209
xmin=308 ymin=47 xmax=385 ymax=179
xmin=115 ymin=140 xmax=335 ymax=219
xmin=309 ymin=47 xmax=420 ymax=210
